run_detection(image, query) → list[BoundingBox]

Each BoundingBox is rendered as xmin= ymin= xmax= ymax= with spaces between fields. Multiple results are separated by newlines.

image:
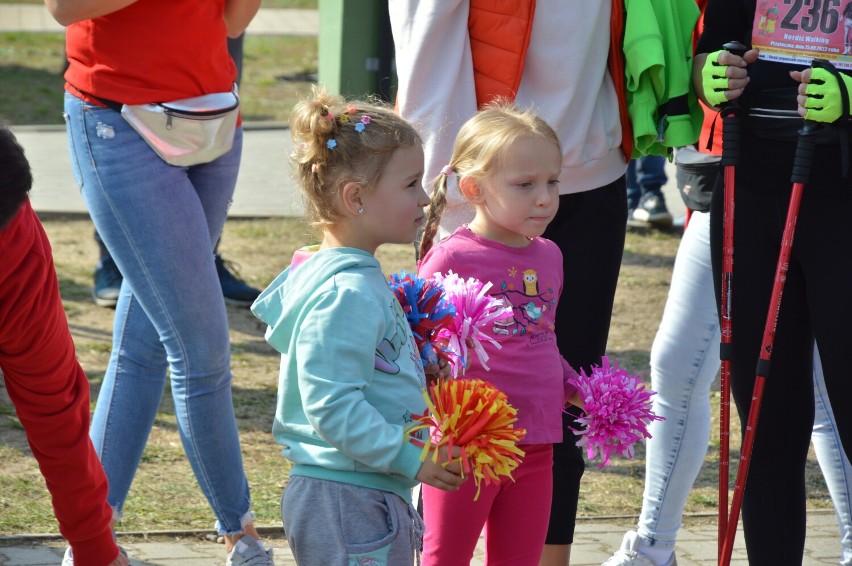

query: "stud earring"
xmin=357 ymin=207 xmax=365 ymax=214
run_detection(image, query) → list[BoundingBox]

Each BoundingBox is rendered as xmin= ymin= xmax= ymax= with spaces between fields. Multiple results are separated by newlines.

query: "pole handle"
xmin=720 ymin=41 xmax=748 ymax=166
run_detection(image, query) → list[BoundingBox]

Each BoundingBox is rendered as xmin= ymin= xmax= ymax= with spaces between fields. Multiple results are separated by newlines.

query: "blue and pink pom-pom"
xmin=387 ymin=271 xmax=456 ymax=366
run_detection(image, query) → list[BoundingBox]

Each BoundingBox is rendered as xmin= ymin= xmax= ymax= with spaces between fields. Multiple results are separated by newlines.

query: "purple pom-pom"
xmin=566 ymin=356 xmax=664 ymax=469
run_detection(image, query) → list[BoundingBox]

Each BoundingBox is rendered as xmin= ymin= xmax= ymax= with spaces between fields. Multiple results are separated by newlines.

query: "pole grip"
xmin=721 ymin=113 xmax=740 ymax=167
xmin=719 ymin=41 xmax=748 ymax=167
xmin=791 ymin=123 xmax=818 ymax=184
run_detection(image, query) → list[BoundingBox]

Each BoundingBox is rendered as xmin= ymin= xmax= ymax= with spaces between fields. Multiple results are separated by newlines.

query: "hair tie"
xmin=441 ymin=165 xmax=454 ymax=176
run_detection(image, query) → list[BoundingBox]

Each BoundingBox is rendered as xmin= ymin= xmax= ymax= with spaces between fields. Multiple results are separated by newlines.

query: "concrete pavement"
xmin=0 ymin=510 xmax=843 ymax=565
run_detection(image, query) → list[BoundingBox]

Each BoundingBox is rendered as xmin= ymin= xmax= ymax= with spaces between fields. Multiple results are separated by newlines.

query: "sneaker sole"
xmin=632 ymin=211 xmax=673 ymax=228
xmin=92 ymin=294 xmax=118 ymax=308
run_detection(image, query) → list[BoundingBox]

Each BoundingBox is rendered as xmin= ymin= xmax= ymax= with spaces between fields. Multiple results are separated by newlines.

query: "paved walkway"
xmin=0 ymin=4 xmax=839 ymax=565
xmin=0 ymin=510 xmax=842 ymax=565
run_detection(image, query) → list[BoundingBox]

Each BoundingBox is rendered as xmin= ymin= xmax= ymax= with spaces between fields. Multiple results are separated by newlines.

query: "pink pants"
xmin=421 ymin=443 xmax=553 ymax=566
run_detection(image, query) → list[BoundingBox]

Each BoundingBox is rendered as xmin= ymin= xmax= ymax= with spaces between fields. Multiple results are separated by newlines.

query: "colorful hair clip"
xmin=346 ymin=103 xmax=357 ymax=115
xmin=355 ymin=115 xmax=372 ymax=133
xmin=327 ymin=139 xmax=337 ymax=149
xmin=325 ymin=112 xmax=335 ymax=121
xmin=441 ymin=165 xmax=454 ymax=176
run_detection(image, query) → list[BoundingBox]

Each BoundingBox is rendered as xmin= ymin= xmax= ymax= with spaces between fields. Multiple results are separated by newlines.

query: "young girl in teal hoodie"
xmin=251 ymin=87 xmax=466 ymax=566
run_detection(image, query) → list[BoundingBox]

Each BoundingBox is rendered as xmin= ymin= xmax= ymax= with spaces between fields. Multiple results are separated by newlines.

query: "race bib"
xmin=751 ymin=0 xmax=852 ymax=69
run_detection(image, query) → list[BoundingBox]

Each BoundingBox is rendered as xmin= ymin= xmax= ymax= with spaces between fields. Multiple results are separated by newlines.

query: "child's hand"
xmin=565 ymin=390 xmax=584 ymax=411
xmin=423 ymin=358 xmax=451 ymax=388
xmin=416 ymin=445 xmax=466 ymax=491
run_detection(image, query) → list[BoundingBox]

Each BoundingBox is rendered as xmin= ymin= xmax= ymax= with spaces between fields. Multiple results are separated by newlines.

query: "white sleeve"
xmin=390 ymin=0 xmax=478 ymax=235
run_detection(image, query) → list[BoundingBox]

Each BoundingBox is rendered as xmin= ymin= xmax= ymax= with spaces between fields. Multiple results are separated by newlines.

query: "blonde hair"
xmin=289 ymin=85 xmax=422 ymax=228
xmin=419 ymin=101 xmax=561 ymax=258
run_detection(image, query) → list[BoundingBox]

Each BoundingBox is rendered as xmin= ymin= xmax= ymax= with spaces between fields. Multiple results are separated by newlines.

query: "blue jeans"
xmin=63 ymin=93 xmax=253 ymax=534
xmin=636 ymin=211 xmax=852 ymax=564
xmin=626 ymin=155 xmax=667 ymax=209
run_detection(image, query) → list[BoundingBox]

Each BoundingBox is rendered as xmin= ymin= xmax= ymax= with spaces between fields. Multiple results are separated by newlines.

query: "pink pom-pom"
xmin=429 ymin=271 xmax=513 ymax=378
xmin=567 ymin=356 xmax=664 ymax=469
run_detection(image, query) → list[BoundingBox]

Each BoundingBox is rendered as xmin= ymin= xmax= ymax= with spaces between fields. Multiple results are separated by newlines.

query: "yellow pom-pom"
xmin=405 ymin=378 xmax=526 ymax=500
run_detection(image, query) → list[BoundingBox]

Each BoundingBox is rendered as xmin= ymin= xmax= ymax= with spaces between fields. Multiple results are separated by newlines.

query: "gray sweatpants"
xmin=281 ymin=476 xmax=424 ymax=566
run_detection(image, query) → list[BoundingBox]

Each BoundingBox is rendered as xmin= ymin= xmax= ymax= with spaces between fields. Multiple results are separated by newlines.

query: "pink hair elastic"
xmin=441 ymin=165 xmax=454 ymax=176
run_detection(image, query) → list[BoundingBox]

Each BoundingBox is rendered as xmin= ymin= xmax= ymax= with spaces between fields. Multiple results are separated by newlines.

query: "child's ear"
xmin=459 ymin=177 xmax=484 ymax=204
xmin=340 ymin=181 xmax=364 ymax=216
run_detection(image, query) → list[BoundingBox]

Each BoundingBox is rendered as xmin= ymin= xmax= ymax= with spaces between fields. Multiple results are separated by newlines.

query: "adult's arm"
xmin=43 ymin=0 xmax=138 ymax=26
xmin=389 ymin=0 xmax=478 ymax=229
xmin=224 ymin=0 xmax=261 ymax=38
xmin=692 ymin=0 xmax=757 ymax=107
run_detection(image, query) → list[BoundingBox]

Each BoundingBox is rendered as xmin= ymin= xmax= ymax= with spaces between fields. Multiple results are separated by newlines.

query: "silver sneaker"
xmin=601 ymin=531 xmax=677 ymax=566
xmin=62 ymin=546 xmax=128 ymax=565
xmin=226 ymin=534 xmax=274 ymax=566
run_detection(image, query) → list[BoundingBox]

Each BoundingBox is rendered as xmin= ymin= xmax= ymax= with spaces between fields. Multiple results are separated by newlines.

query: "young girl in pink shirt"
xmin=417 ymin=102 xmax=580 ymax=566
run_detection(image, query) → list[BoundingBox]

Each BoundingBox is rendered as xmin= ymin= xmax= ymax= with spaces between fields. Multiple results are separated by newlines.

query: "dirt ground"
xmin=0 ymin=216 xmax=832 ymax=533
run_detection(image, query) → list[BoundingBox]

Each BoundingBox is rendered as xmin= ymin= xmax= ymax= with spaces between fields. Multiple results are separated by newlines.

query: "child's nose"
xmin=536 ymin=188 xmax=554 ymax=206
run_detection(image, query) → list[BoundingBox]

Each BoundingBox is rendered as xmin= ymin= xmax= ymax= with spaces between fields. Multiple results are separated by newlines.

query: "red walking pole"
xmin=717 ymin=40 xmax=746 ymax=563
xmin=718 ymin=60 xmax=825 ymax=566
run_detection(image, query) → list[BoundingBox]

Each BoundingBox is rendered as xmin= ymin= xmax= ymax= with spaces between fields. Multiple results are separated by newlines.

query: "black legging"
xmin=542 ymin=177 xmax=627 ymax=545
xmin=710 ymin=185 xmax=852 ymax=565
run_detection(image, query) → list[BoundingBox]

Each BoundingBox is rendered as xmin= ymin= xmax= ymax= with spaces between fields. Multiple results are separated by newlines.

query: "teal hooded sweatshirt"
xmin=251 ymin=246 xmax=428 ymax=502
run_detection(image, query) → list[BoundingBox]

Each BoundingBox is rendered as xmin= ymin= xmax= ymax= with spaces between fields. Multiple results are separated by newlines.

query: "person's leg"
xmin=812 ymin=345 xmax=852 ymax=566
xmin=283 ymin=477 xmax=420 ymax=566
xmin=485 ymin=444 xmax=553 ymax=566
xmin=92 ymin=228 xmax=123 ymax=307
xmin=626 ymin=160 xmax=640 ymax=215
xmin=639 ymin=211 xmax=718 ymax=546
xmin=633 ymin=155 xmax=672 ymax=228
xmin=64 ymin=93 xmax=258 ymax=539
xmin=603 ymin=211 xmax=720 ymax=566
xmin=796 ymin=191 xmax=852 ymax=565
xmin=421 ymin=475 xmax=496 ymax=566
xmin=541 ymin=177 xmax=627 ymax=565
xmin=710 ymin=188 xmax=813 ymax=565
xmin=636 ymin=155 xmax=668 ymax=196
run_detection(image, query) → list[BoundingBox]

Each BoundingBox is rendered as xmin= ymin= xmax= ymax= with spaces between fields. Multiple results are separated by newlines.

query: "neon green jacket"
xmin=624 ymin=0 xmax=702 ymax=156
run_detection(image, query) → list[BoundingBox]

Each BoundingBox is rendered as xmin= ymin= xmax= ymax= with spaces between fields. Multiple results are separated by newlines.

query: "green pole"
xmin=318 ymin=0 xmax=387 ymax=99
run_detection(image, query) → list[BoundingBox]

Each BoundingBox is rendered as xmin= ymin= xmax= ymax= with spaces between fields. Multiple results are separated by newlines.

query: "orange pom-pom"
xmin=406 ymin=378 xmax=526 ymax=500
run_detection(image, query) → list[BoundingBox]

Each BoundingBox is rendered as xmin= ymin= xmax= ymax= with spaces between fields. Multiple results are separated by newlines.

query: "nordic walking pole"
xmin=717 ymin=39 xmax=747 ymax=563
xmin=718 ymin=59 xmax=825 ymax=566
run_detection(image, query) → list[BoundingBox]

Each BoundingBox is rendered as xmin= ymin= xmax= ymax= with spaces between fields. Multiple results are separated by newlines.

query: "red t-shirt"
xmin=64 ymin=0 xmax=236 ymax=105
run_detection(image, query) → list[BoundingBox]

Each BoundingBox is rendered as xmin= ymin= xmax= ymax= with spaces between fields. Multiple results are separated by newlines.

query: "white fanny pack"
xmin=113 ymin=86 xmax=240 ymax=167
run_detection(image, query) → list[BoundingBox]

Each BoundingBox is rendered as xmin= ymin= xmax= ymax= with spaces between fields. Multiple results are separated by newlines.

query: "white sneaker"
xmin=226 ymin=534 xmax=274 ymax=566
xmin=601 ymin=531 xmax=677 ymax=566
xmin=62 ymin=546 xmax=129 ymax=565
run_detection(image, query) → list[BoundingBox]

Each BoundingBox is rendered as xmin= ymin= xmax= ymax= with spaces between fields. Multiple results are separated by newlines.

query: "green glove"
xmin=803 ymin=67 xmax=852 ymax=123
xmin=702 ymin=50 xmax=731 ymax=108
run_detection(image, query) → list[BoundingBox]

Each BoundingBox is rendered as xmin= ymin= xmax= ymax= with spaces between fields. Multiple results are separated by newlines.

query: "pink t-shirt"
xmin=418 ymin=227 xmax=575 ymax=445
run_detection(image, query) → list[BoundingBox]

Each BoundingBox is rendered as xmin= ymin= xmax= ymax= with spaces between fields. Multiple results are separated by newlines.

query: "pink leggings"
xmin=421 ymin=443 xmax=553 ymax=566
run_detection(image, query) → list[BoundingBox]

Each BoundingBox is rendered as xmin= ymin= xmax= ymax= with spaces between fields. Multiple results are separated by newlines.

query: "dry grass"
xmin=0 ymin=219 xmax=832 ymax=534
